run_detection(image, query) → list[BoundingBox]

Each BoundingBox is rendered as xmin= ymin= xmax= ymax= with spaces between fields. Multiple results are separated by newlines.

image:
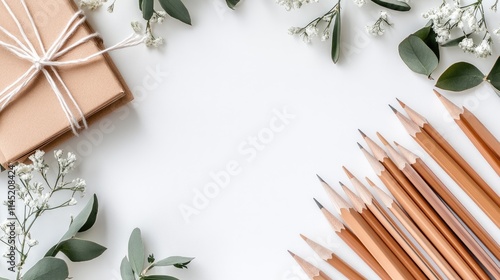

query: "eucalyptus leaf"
xmin=79 ymin=194 xmax=99 ymax=232
xmin=398 ymin=35 xmax=438 ymax=76
xmin=142 ymin=0 xmax=154 ymax=21
xmin=153 ymin=256 xmax=194 ymax=267
xmin=139 ymin=0 xmax=144 ymax=10
xmin=371 ymin=0 xmax=410 ymax=11
xmin=226 ymin=0 xmax=240 ymax=9
xmin=486 ymin=56 xmax=500 ymax=91
xmin=436 ymin=62 xmax=484 ymax=91
xmin=46 ymin=195 xmax=99 ymax=256
xmin=128 ymin=228 xmax=145 ymax=276
xmin=62 ymin=194 xmax=98 ymax=240
xmin=159 ymin=0 xmax=191 ymax=25
xmin=52 ymin=239 xmax=106 ymax=262
xmin=141 ymin=276 xmax=179 ymax=280
xmin=331 ymin=8 xmax=341 ymax=64
xmin=22 ymin=257 xmax=68 ymax=280
xmin=0 ymin=277 xmax=9 ymax=280
xmin=121 ymin=257 xmax=135 ymax=280
xmin=413 ymin=26 xmax=439 ymax=60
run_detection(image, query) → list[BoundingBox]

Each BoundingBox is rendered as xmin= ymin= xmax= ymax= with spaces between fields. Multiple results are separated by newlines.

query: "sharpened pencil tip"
xmin=287 ymin=250 xmax=295 ymax=257
xmin=396 ymin=98 xmax=406 ymax=108
xmin=316 ymin=174 xmax=326 ymax=183
xmin=433 ymin=89 xmax=442 ymax=97
xmin=357 ymin=142 xmax=363 ymax=149
xmin=376 ymin=132 xmax=390 ymax=146
xmin=388 ymin=104 xmax=397 ymax=113
xmin=342 ymin=166 xmax=354 ymax=178
xmin=358 ymin=129 xmax=366 ymax=138
xmin=313 ymin=198 xmax=324 ymax=209
xmin=339 ymin=181 xmax=346 ymax=187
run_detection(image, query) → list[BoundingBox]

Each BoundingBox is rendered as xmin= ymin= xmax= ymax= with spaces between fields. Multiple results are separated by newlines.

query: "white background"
xmin=1 ymin=0 xmax=500 ymax=279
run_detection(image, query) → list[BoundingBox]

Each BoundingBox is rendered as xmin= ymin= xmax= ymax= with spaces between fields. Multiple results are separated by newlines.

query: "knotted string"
xmin=0 ymin=0 xmax=144 ymax=135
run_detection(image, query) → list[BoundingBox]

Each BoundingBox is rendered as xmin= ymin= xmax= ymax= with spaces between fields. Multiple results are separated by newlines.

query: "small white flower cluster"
xmin=79 ymin=0 xmax=107 ymax=11
xmin=352 ymin=0 xmax=366 ymax=8
xmin=423 ymin=1 xmax=493 ymax=57
xmin=130 ymin=12 xmax=167 ymax=48
xmin=276 ymin=0 xmax=319 ymax=11
xmin=366 ymin=11 xmax=391 ymax=36
xmin=54 ymin=150 xmax=77 ymax=175
xmin=288 ymin=7 xmax=338 ymax=43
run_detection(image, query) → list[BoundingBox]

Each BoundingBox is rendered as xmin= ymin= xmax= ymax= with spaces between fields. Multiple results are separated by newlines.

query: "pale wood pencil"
xmin=360 ymin=145 xmax=480 ymax=280
xmin=435 ymin=90 xmax=500 ymax=176
xmin=392 ymin=107 xmax=500 ymax=228
xmin=340 ymin=182 xmax=426 ymax=279
xmin=395 ymin=142 xmax=500 ymax=261
xmin=364 ymin=131 xmax=480 ymax=277
xmin=398 ymin=98 xmax=500 ymax=206
xmin=385 ymin=140 xmax=495 ymax=279
xmin=288 ymin=250 xmax=332 ymax=280
xmin=314 ymin=198 xmax=392 ymax=280
xmin=301 ymin=234 xmax=366 ymax=280
xmin=343 ymin=167 xmax=442 ymax=280
xmin=371 ymin=184 xmax=461 ymax=280
xmin=319 ymin=179 xmax=413 ymax=279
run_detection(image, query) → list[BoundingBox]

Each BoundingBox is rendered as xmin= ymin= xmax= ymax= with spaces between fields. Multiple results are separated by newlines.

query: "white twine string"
xmin=0 ymin=0 xmax=144 ymax=134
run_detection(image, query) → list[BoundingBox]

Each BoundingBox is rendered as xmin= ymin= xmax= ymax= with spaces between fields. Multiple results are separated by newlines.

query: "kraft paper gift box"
xmin=0 ymin=0 xmax=133 ymax=169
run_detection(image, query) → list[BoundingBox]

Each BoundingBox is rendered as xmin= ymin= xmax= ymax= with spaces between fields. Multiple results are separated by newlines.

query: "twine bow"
xmin=0 ymin=0 xmax=144 ymax=134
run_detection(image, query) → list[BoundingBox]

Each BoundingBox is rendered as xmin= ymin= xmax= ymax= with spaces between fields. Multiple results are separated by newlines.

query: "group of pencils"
xmin=288 ymin=90 xmax=500 ymax=280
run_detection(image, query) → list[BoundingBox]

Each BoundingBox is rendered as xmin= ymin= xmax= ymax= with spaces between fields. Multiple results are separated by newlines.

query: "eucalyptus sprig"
xmin=436 ymin=56 xmax=500 ymax=95
xmin=121 ymin=228 xmax=194 ymax=280
xmin=0 ymin=151 xmax=105 ymax=280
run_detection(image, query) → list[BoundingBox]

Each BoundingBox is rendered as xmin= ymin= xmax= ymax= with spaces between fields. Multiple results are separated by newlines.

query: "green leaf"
xmin=413 ymin=25 xmax=439 ymax=60
xmin=436 ymin=62 xmax=484 ymax=91
xmin=486 ymin=56 xmax=500 ymax=91
xmin=121 ymin=257 xmax=135 ymax=280
xmin=158 ymin=0 xmax=191 ymax=25
xmin=153 ymin=256 xmax=194 ymax=268
xmin=371 ymin=0 xmax=410 ymax=11
xmin=141 ymin=276 xmax=179 ymax=280
xmin=331 ymin=8 xmax=341 ymax=64
xmin=226 ymin=0 xmax=240 ymax=9
xmin=46 ymin=195 xmax=99 ymax=256
xmin=398 ymin=35 xmax=438 ymax=76
xmin=79 ymin=194 xmax=99 ymax=232
xmin=142 ymin=0 xmax=154 ymax=20
xmin=52 ymin=239 xmax=106 ymax=262
xmin=0 ymin=277 xmax=9 ymax=280
xmin=23 ymin=257 xmax=68 ymax=280
xmin=139 ymin=0 xmax=144 ymax=10
xmin=128 ymin=228 xmax=145 ymax=276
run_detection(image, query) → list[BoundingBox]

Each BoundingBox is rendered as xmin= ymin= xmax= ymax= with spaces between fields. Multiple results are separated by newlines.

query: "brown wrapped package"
xmin=0 ymin=0 xmax=134 ymax=169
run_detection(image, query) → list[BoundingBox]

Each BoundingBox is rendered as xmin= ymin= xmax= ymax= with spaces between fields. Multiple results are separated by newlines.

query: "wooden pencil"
xmin=397 ymin=98 xmax=500 ymax=206
xmin=363 ymin=131 xmax=479 ymax=277
xmin=343 ymin=167 xmax=442 ymax=280
xmin=360 ymin=145 xmax=481 ymax=280
xmin=319 ymin=179 xmax=413 ymax=279
xmin=370 ymin=184 xmax=461 ymax=280
xmin=395 ymin=142 xmax=500 ymax=261
xmin=300 ymin=234 xmax=366 ymax=280
xmin=392 ymin=106 xmax=500 ymax=228
xmin=313 ymin=198 xmax=391 ymax=280
xmin=340 ymin=182 xmax=426 ymax=279
xmin=385 ymin=140 xmax=494 ymax=279
xmin=288 ymin=250 xmax=332 ymax=280
xmin=435 ymin=91 xmax=500 ymax=176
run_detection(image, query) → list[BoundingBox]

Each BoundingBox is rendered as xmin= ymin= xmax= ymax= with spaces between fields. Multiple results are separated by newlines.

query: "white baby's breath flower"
xmin=321 ymin=30 xmax=330 ymax=41
xmin=79 ymin=0 xmax=106 ymax=10
xmin=495 ymin=28 xmax=500 ymax=35
xmin=54 ymin=150 xmax=63 ymax=159
xmin=68 ymin=198 xmax=77 ymax=206
xmin=27 ymin=239 xmax=38 ymax=247
xmin=288 ymin=27 xmax=301 ymax=35
xmin=458 ymin=37 xmax=474 ymax=52
xmin=352 ymin=0 xmax=366 ymax=7
xmin=474 ymin=37 xmax=492 ymax=58
xmin=305 ymin=25 xmax=319 ymax=37
xmin=131 ymin=21 xmax=143 ymax=33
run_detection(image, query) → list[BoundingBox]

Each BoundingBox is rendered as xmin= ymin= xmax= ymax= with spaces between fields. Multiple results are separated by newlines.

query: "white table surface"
xmin=1 ymin=1 xmax=500 ymax=279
